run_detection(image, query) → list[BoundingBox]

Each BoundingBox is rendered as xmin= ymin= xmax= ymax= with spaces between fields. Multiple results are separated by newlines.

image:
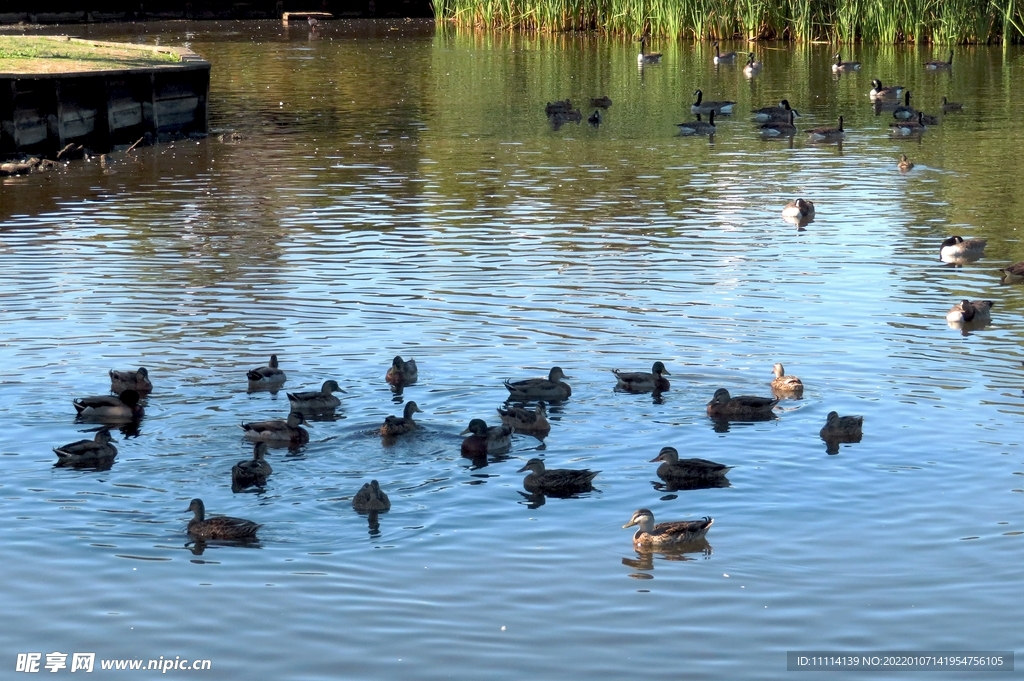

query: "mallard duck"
xmin=770 ymin=363 xmax=804 ymax=395
xmin=352 ymin=480 xmax=391 ymax=512
xmin=109 ymin=367 xmax=152 ymax=393
xmin=385 ymin=356 xmax=418 ymax=387
xmin=53 ymin=429 xmax=117 ymax=466
xmin=892 ymin=90 xmax=915 ymax=120
xmin=999 ymin=261 xmax=1024 ymax=284
xmin=590 ymin=96 xmax=612 ymax=108
xmin=185 ymin=498 xmax=260 ymax=541
xmin=247 ymin=354 xmax=286 ymax=387
xmin=925 ymin=51 xmax=953 ymax=69
xmin=870 ymin=79 xmax=904 ymax=101
xmin=612 ymin=361 xmax=671 ymax=393
xmin=819 ymin=411 xmax=863 ymax=440
xmin=939 ymin=235 xmax=986 ymax=263
xmin=460 ymin=418 xmax=513 ymax=457
xmin=504 ymin=367 xmax=571 ymax=401
xmin=637 ymin=36 xmax=662 ymax=64
xmin=287 ymin=380 xmax=344 ymax=411
xmin=898 ymin=154 xmax=915 ymax=172
xmin=831 ymin=53 xmax=861 ymax=72
xmin=706 ymin=388 xmax=778 ymax=420
xmin=649 ymin=446 xmax=730 ymax=483
xmin=517 ymin=457 xmax=599 ymax=494
xmin=380 ymin=401 xmax=422 ymax=437
xmin=497 ymin=401 xmax=550 ymax=437
xmin=743 ymin=52 xmax=763 ymax=76
xmin=712 ymin=40 xmax=736 ymax=64
xmin=240 ymin=411 xmax=310 ymax=444
xmin=760 ymin=109 xmax=797 ymax=136
xmin=752 ymin=99 xmax=799 ymax=123
xmin=676 ymin=111 xmax=716 ymax=136
xmin=623 ymin=508 xmax=713 ymax=549
xmin=946 ymin=299 xmax=993 ymax=324
xmin=890 ymin=111 xmax=927 ymax=135
xmin=782 ymin=198 xmax=815 ymax=220
xmin=73 ymin=389 xmax=143 ymax=422
xmin=691 ymin=89 xmax=735 ymax=115
xmin=231 ymin=442 xmax=272 ymax=488
xmin=806 ymin=117 xmax=844 ymax=142
xmin=588 ymin=110 xmax=601 ymax=126
xmin=941 ymin=96 xmax=963 ymax=112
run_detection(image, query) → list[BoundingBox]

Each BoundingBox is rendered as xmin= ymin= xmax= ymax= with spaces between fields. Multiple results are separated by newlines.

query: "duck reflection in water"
xmin=622 ymin=538 xmax=713 ymax=573
xmin=186 ymin=538 xmax=262 ymax=556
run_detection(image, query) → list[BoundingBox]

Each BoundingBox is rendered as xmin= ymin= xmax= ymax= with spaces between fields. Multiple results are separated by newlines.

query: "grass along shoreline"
xmin=0 ymin=36 xmax=181 ymax=74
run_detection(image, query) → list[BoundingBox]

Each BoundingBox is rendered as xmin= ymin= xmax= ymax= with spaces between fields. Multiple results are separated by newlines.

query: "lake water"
xmin=2 ymin=20 xmax=1024 ymax=679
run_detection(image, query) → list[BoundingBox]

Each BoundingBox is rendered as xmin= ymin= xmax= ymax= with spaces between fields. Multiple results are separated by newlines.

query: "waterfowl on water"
xmin=819 ymin=411 xmax=863 ymax=440
xmin=247 ymin=354 xmax=286 ymax=387
xmin=889 ymin=111 xmax=927 ymax=135
xmin=185 ymin=498 xmax=260 ymax=541
xmin=53 ymin=429 xmax=117 ymax=466
xmin=770 ymin=363 xmax=804 ymax=396
xmin=712 ymin=41 xmax=737 ymax=64
xmin=590 ymin=96 xmax=613 ymax=108
xmin=588 ymin=110 xmax=602 ymax=126
xmin=637 ymin=36 xmax=662 ymax=64
xmin=240 ymin=411 xmax=310 ymax=445
xmin=939 ymin=235 xmax=986 ymax=263
xmin=941 ymin=96 xmax=963 ymax=112
xmin=946 ymin=299 xmax=993 ymax=324
xmin=892 ymin=91 xmax=915 ymax=120
xmin=999 ymin=261 xmax=1024 ymax=284
xmin=287 ymin=379 xmax=345 ymax=411
xmin=109 ymin=367 xmax=152 ymax=393
xmin=759 ymin=109 xmax=797 ymax=136
xmin=832 ymin=53 xmax=861 ymax=72
xmin=706 ymin=388 xmax=778 ymax=420
xmin=380 ymin=401 xmax=422 ymax=437
xmin=782 ymin=198 xmax=815 ymax=220
xmin=806 ymin=117 xmax=844 ymax=142
xmin=460 ymin=418 xmax=513 ymax=457
xmin=612 ymin=361 xmax=671 ymax=393
xmin=752 ymin=99 xmax=799 ymax=123
xmin=743 ymin=52 xmax=763 ymax=76
xmin=73 ymin=389 xmax=143 ymax=422
xmin=676 ymin=111 xmax=716 ymax=136
xmin=623 ymin=508 xmax=713 ymax=549
xmin=497 ymin=401 xmax=550 ymax=437
xmin=691 ymin=89 xmax=735 ymax=115
xmin=870 ymin=79 xmax=904 ymax=101
xmin=232 ymin=442 xmax=272 ymax=488
xmin=385 ymin=356 xmax=418 ymax=387
xmin=516 ymin=457 xmax=599 ymax=495
xmin=898 ymin=154 xmax=915 ymax=172
xmin=545 ymin=99 xmax=573 ymax=117
xmin=504 ymin=367 xmax=572 ymax=401
xmin=352 ymin=480 xmax=391 ymax=512
xmin=649 ymin=446 xmax=731 ymax=484
xmin=925 ymin=51 xmax=953 ymax=69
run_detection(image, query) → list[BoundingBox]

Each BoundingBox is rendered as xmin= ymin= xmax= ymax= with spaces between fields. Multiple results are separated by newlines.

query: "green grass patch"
xmin=0 ymin=36 xmax=180 ymax=74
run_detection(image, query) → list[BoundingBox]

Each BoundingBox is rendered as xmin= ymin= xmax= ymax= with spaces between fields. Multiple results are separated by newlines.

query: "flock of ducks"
xmin=54 ymin=355 xmax=868 ymax=551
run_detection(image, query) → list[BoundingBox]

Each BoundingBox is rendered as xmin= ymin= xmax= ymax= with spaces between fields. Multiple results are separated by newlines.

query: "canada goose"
xmin=782 ymin=198 xmax=815 ymax=220
xmin=691 ymin=89 xmax=735 ymax=115
xmin=831 ymin=53 xmax=861 ymax=72
xmin=870 ymin=79 xmax=904 ymax=101
xmin=898 ymin=154 xmax=914 ymax=172
xmin=939 ymin=235 xmax=986 ymax=263
xmin=743 ymin=52 xmax=763 ymax=76
xmin=752 ymin=99 xmax=799 ymax=122
xmin=925 ymin=51 xmax=953 ymax=69
xmin=712 ymin=41 xmax=736 ymax=64
xmin=806 ymin=117 xmax=845 ymax=142
xmin=588 ymin=110 xmax=601 ymax=126
xmin=892 ymin=91 xmax=915 ymax=120
xmin=760 ymin=109 xmax=797 ymax=136
xmin=945 ymin=299 xmax=993 ymax=324
xmin=941 ymin=96 xmax=963 ymax=112
xmin=676 ymin=111 xmax=716 ymax=136
xmin=638 ymin=36 xmax=662 ymax=64
xmin=889 ymin=111 xmax=927 ymax=135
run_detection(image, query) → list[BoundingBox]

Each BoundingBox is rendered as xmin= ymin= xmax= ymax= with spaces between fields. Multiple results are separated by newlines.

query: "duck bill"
xmin=648 ymin=455 xmax=663 ymax=463
xmin=459 ymin=427 xmax=471 ymax=436
xmin=622 ymin=520 xmax=638 ymax=529
xmin=515 ymin=464 xmax=529 ymax=473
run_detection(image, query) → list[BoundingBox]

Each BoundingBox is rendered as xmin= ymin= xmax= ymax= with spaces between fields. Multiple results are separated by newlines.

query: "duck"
xmin=892 ymin=90 xmax=915 ymax=120
xmin=999 ymin=261 xmax=1024 ymax=284
xmin=752 ymin=99 xmax=799 ymax=123
xmin=819 ymin=411 xmax=863 ymax=440
xmin=545 ymin=99 xmax=573 ymax=116
xmin=460 ymin=418 xmax=513 ymax=457
xmin=517 ymin=457 xmax=599 ymax=495
xmin=743 ymin=52 xmax=763 ymax=76
xmin=247 ymin=354 xmax=286 ymax=387
xmin=831 ymin=52 xmax=861 ymax=72
xmin=185 ymin=498 xmax=260 ymax=541
xmin=637 ymin=35 xmax=662 ymax=64
xmin=385 ymin=355 xmax=418 ymax=387
xmin=352 ymin=480 xmax=391 ymax=512
xmin=889 ymin=111 xmax=927 ymax=135
xmin=232 ymin=442 xmax=273 ymax=488
xmin=925 ymin=51 xmax=953 ymax=69
xmin=939 ymin=235 xmax=987 ymax=263
xmin=623 ymin=509 xmax=713 ymax=549
xmin=612 ymin=361 xmax=671 ymax=393
xmin=706 ymin=387 xmax=778 ymax=420
xmin=676 ymin=111 xmax=716 ymax=136
xmin=870 ymin=79 xmax=904 ymax=100
xmin=590 ymin=96 xmax=612 ymax=108
xmin=380 ymin=401 xmax=422 ymax=437
xmin=946 ymin=299 xmax=994 ymax=324
xmin=109 ymin=367 xmax=152 ymax=393
xmin=53 ymin=429 xmax=117 ymax=466
xmin=588 ymin=110 xmax=601 ymax=126
xmin=504 ymin=366 xmax=572 ymax=401
xmin=649 ymin=446 xmax=731 ymax=484
xmin=73 ymin=389 xmax=143 ymax=422
xmin=691 ymin=89 xmax=735 ymax=115
xmin=759 ymin=109 xmax=797 ymax=136
xmin=240 ymin=411 xmax=310 ymax=445
xmin=898 ymin=154 xmax=915 ymax=172
xmin=497 ymin=401 xmax=550 ymax=437
xmin=941 ymin=96 xmax=963 ymax=112
xmin=712 ymin=40 xmax=736 ymax=64
xmin=770 ymin=363 xmax=804 ymax=396
xmin=782 ymin=198 xmax=815 ymax=220
xmin=806 ymin=117 xmax=845 ymax=142
xmin=287 ymin=379 xmax=345 ymax=411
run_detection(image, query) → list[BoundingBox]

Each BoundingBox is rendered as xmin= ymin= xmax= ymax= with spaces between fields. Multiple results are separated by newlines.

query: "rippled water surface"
xmin=3 ymin=21 xmax=1024 ymax=679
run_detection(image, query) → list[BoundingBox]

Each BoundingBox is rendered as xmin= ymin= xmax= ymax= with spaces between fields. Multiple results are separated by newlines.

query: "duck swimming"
xmin=946 ymin=299 xmax=993 ymax=324
xmin=999 ymin=261 xmax=1024 ymax=284
xmin=770 ymin=363 xmax=804 ymax=396
xmin=819 ymin=411 xmax=864 ymax=446
xmin=232 ymin=442 xmax=273 ymax=488
xmin=649 ymin=446 xmax=731 ymax=484
xmin=287 ymin=380 xmax=345 ymax=412
xmin=247 ymin=354 xmax=286 ymax=387
xmin=706 ymin=388 xmax=778 ymax=420
xmin=53 ymin=429 xmax=117 ymax=466
xmin=460 ymin=418 xmax=513 ymax=457
xmin=385 ymin=356 xmax=418 ymax=387
xmin=240 ymin=411 xmax=310 ymax=445
xmin=831 ymin=53 xmax=861 ymax=72
xmin=676 ymin=111 xmax=716 ymax=136
xmin=109 ymin=367 xmax=152 ymax=393
xmin=504 ymin=367 xmax=572 ymax=402
xmin=939 ymin=236 xmax=986 ymax=263
xmin=782 ymin=198 xmax=815 ymax=220
xmin=517 ymin=457 xmax=599 ymax=495
xmin=898 ymin=154 xmax=915 ymax=172
xmin=497 ymin=401 xmax=550 ymax=437
xmin=691 ymin=89 xmax=735 ymax=115
xmin=612 ymin=361 xmax=671 ymax=393
xmin=352 ymin=480 xmax=391 ymax=512
xmin=185 ymin=498 xmax=260 ymax=541
xmin=381 ymin=401 xmax=422 ymax=437
xmin=623 ymin=509 xmax=713 ymax=549
xmin=73 ymin=389 xmax=143 ymax=423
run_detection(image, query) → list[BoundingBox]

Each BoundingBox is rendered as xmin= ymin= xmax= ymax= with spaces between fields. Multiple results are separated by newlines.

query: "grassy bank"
xmin=0 ymin=36 xmax=180 ymax=74
xmin=433 ymin=0 xmax=1022 ymax=43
